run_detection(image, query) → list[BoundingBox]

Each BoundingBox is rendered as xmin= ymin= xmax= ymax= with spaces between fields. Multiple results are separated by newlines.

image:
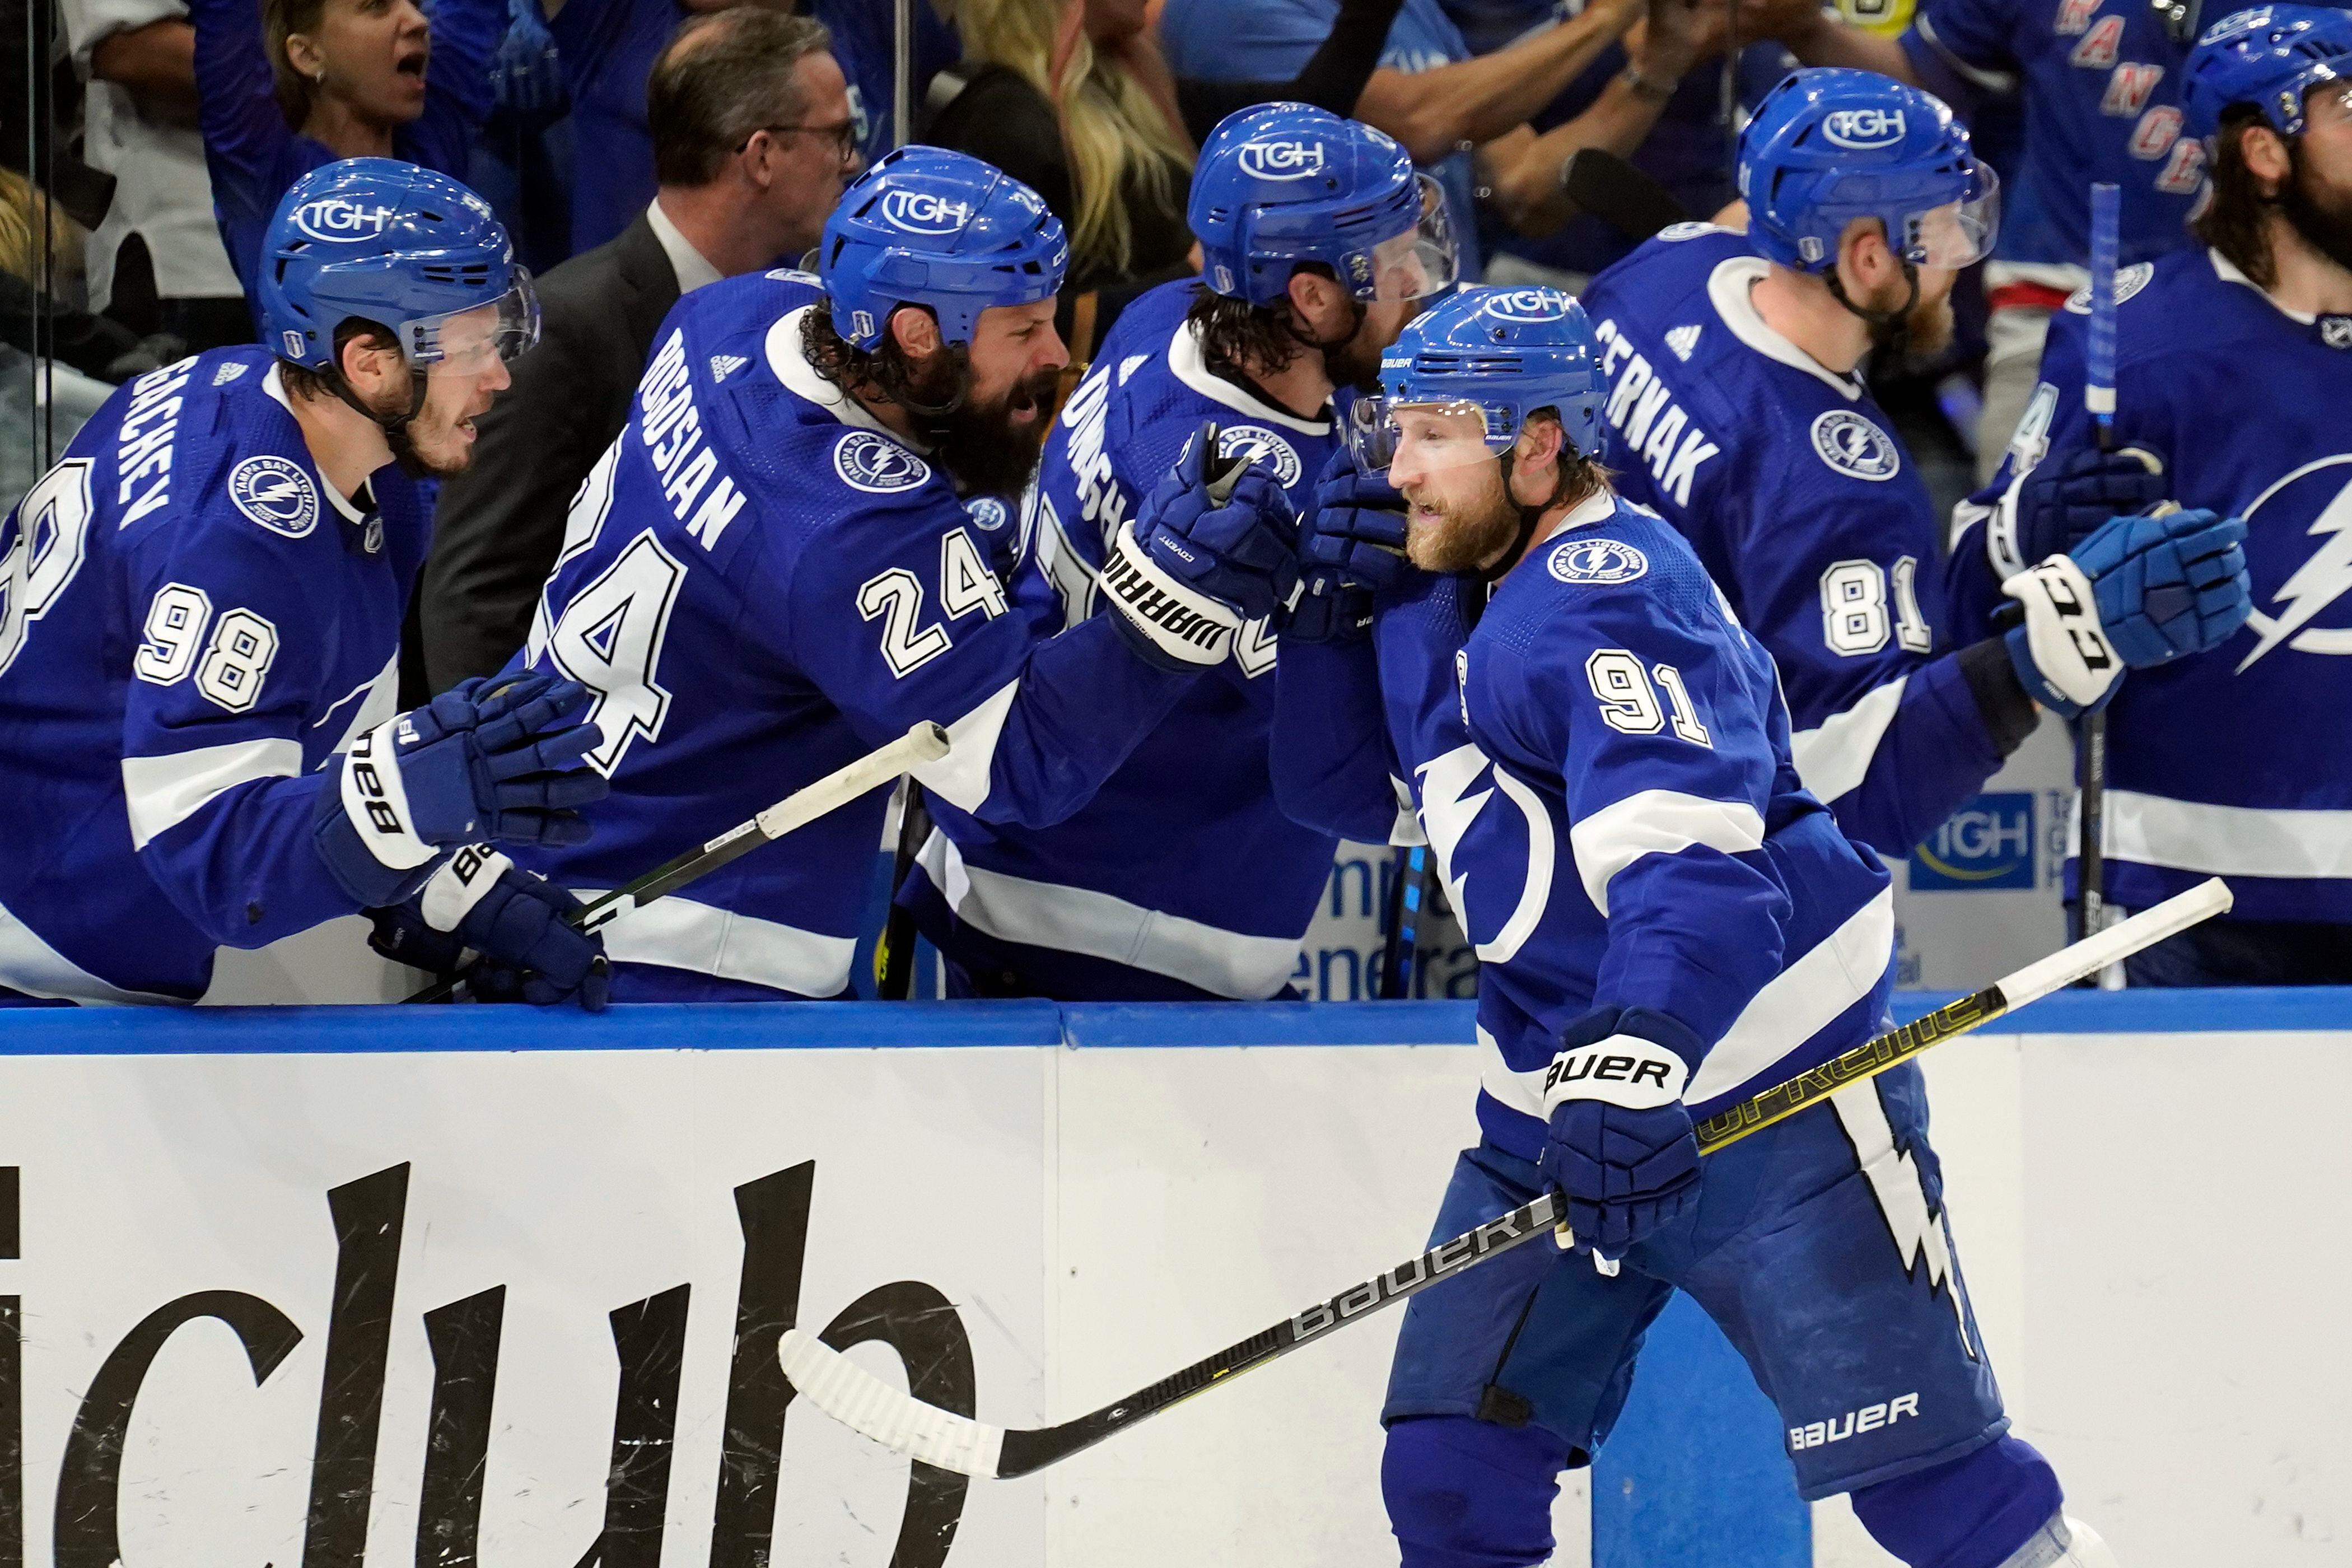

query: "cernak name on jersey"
xmin=1589 ymin=320 xmax=1720 ymax=507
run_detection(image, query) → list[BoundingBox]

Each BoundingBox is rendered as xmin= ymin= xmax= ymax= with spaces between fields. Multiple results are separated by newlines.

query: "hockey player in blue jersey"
xmin=1280 ymin=287 xmax=2121 ymax=1567
xmin=1750 ymin=0 xmax=2249 ymax=475
xmin=1949 ymin=4 xmax=2352 ymax=982
xmin=511 ymin=147 xmax=1309 ymax=1001
xmin=0 ymin=159 xmax=610 ymax=1006
xmin=1570 ymin=69 xmax=2250 ymax=857
xmin=895 ymin=104 xmax=1455 ymax=1000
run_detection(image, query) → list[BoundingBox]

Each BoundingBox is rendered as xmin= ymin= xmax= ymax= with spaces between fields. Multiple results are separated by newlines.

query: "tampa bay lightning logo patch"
xmin=964 ymin=496 xmax=1010 ymax=532
xmin=1810 ymin=410 xmax=1901 ymax=482
xmin=834 ymin=432 xmax=931 ymax=494
xmin=1216 ymin=424 xmax=1303 ymax=488
xmin=228 ymin=455 xmax=319 ymax=538
xmin=2061 ymin=262 xmax=2155 ymax=315
xmin=1656 ymin=222 xmax=1729 ymax=242
xmin=1548 ymin=536 xmax=1648 ymax=585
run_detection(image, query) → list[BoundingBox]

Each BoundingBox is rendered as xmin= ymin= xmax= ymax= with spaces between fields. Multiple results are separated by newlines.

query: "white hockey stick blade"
xmin=1998 ymin=877 xmax=2229 ymax=1010
xmin=779 ymin=1329 xmax=1007 ymax=1479
xmin=757 ymin=722 xmax=950 ymax=841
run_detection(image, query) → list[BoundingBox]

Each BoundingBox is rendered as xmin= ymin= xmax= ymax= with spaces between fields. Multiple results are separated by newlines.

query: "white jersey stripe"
xmin=1687 ymin=885 xmax=1896 ymax=1104
xmin=0 ymin=894 xmax=179 ymax=1004
xmin=2082 ymin=790 xmax=2352 ymax=882
xmin=1568 ymin=788 xmax=1767 ymax=916
xmin=918 ymin=831 xmax=1302 ymax=999
xmin=589 ymin=890 xmax=857 ymax=998
xmin=914 ymin=678 xmax=1020 ymax=816
xmin=1789 ymin=674 xmax=1908 ymax=808
xmin=120 ymin=737 xmax=303 ymax=851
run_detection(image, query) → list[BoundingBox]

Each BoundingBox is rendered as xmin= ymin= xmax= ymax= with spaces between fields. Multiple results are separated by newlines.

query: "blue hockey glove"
xmin=489 ymin=0 xmax=566 ymax=124
xmin=2074 ymin=507 xmax=2251 ymax=668
xmin=1536 ymin=1006 xmax=1704 ymax=1261
xmin=1994 ymin=446 xmax=2169 ymax=576
xmin=370 ymin=847 xmax=609 ymax=1009
xmin=315 ymin=672 xmax=608 ymax=904
xmin=2001 ymin=509 xmax=2251 ymax=717
xmin=1284 ymin=447 xmax=1408 ymax=644
xmin=1103 ymin=421 xmax=1301 ymax=670
xmin=1303 ymin=445 xmax=1410 ymax=592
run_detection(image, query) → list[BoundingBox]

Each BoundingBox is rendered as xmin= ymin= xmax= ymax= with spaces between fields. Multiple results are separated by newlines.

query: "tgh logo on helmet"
xmin=293 ymin=197 xmax=399 ymax=242
xmin=1237 ymin=139 xmax=1328 ymax=180
xmin=1822 ymin=107 xmax=1908 ymax=150
xmin=1481 ymin=287 xmax=1572 ymax=325
xmin=880 ymin=189 xmax=973 ymax=235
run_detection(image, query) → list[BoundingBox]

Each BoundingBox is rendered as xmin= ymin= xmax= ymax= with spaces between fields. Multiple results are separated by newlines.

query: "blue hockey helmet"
xmin=2182 ymin=4 xmax=2352 ymax=138
xmin=1739 ymin=68 xmax=1999 ymax=273
xmin=1188 ymin=102 xmax=1457 ymax=307
xmin=1347 ymin=285 xmax=1606 ymax=477
xmin=819 ymin=146 xmax=1068 ymax=351
xmin=260 ymin=158 xmax=537 ymax=375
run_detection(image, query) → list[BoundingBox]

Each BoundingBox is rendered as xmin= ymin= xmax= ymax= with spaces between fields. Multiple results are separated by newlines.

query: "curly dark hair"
xmin=798 ymin=303 xmax=969 ymax=414
xmin=1184 ymin=264 xmax=1357 ymax=380
xmin=2193 ymin=104 xmax=2282 ymax=287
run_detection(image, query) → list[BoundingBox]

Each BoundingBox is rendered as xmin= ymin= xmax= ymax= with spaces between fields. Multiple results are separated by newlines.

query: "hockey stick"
xmin=777 ymin=876 xmax=2231 ymax=1479
xmin=2077 ymin=181 xmax=2122 ymax=983
xmin=1559 ymin=148 xmax=1692 ymax=243
xmin=404 ymin=722 xmax=951 ymax=1003
xmin=1376 ymin=846 xmax=1429 ymax=998
xmin=874 ymin=779 xmax=929 ymax=1000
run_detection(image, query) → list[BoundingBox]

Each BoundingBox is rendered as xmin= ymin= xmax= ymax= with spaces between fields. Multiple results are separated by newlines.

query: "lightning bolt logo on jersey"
xmin=1957 ymin=246 xmax=2352 ymax=921
xmin=898 ymin=280 xmax=1354 ymax=1000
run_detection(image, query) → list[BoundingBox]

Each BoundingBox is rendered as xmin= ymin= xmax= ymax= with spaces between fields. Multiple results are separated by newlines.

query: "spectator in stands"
xmin=62 ymin=0 xmax=251 ymax=353
xmin=417 ymin=8 xmax=850 ymax=694
xmin=189 ymin=0 xmax=504 ymax=301
xmin=0 ymin=172 xmax=120 ymax=505
xmin=550 ymin=0 xmax=957 ymax=257
xmin=1161 ymin=0 xmax=1710 ymax=279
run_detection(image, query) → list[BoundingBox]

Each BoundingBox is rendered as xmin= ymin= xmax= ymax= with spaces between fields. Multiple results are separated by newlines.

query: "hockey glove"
xmin=315 ymin=672 xmax=607 ymax=905
xmin=369 ymin=847 xmax=609 ymax=1010
xmin=2001 ymin=509 xmax=2250 ymax=717
xmin=1992 ymin=446 xmax=2169 ymax=577
xmin=489 ymin=0 xmax=566 ymax=124
xmin=1285 ymin=447 xmax=1410 ymax=644
xmin=1104 ymin=422 xmax=1301 ymax=670
xmin=1537 ymin=1005 xmax=1704 ymax=1260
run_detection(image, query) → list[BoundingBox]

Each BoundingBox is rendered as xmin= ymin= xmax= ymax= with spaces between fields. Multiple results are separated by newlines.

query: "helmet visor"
xmin=1347 ymin=395 xmax=1509 ymax=476
xmin=1366 ymin=174 xmax=1460 ymax=303
xmin=1904 ymin=165 xmax=2000 ymax=269
xmin=401 ymin=267 xmax=542 ymax=371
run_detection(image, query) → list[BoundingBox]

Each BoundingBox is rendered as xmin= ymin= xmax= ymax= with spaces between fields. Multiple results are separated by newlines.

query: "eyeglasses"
xmin=737 ymin=119 xmax=860 ymax=162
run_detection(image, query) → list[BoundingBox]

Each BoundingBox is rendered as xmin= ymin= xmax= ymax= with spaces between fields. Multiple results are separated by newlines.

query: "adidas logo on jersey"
xmin=212 ymin=361 xmax=249 ymax=386
xmin=1665 ymin=324 xmax=1702 ymax=361
xmin=708 ymin=354 xmax=749 ymax=384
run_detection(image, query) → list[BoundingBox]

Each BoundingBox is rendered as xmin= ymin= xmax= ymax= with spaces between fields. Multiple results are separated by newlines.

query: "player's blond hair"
xmin=955 ymin=0 xmax=1194 ymax=282
xmin=0 ymin=170 xmax=84 ymax=290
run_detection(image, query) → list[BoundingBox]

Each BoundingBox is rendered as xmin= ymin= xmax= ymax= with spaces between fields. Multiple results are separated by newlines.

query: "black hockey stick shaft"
xmin=1559 ymin=148 xmax=1692 ymax=243
xmin=875 ymin=780 xmax=929 ymax=1000
xmin=779 ymin=881 xmax=2230 ymax=1478
xmin=405 ymin=722 xmax=950 ymax=1003
xmin=2077 ymin=182 xmax=2121 ymax=979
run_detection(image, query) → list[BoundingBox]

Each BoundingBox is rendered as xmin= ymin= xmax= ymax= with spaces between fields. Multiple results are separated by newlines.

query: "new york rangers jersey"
xmin=904 ymin=279 xmax=1345 ymax=999
xmin=1956 ymin=248 xmax=2352 ymax=923
xmin=513 ymin=271 xmax=1198 ymax=1000
xmin=0 ymin=350 xmax=427 ymax=1002
xmin=1295 ymin=493 xmax=1896 ymax=1155
xmin=1903 ymin=0 xmax=2199 ymax=268
xmin=1580 ymin=228 xmax=2028 ymax=855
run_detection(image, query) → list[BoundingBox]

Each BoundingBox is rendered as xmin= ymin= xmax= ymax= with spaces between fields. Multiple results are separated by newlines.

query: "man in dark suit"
xmin=417 ymin=6 xmax=859 ymax=693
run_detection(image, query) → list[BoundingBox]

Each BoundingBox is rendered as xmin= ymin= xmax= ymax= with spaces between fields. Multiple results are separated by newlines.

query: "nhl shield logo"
xmin=834 ymin=431 xmax=931 ymax=494
xmin=1810 ymin=410 xmax=1902 ymax=482
xmin=2321 ymin=316 xmax=2352 ymax=351
xmin=1548 ymin=536 xmax=1649 ymax=585
xmin=228 ymin=455 xmax=320 ymax=538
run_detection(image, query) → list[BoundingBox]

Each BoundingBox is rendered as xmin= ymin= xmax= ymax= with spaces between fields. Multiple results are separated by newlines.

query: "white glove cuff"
xmin=2003 ymin=554 xmax=2120 ymax=709
xmin=339 ymin=716 xmax=440 ymax=872
xmin=1101 ymin=521 xmax=1242 ymax=668
xmin=1541 ymin=1034 xmax=1691 ymax=1113
xmin=419 ymin=846 xmax=514 ymax=932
